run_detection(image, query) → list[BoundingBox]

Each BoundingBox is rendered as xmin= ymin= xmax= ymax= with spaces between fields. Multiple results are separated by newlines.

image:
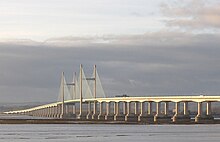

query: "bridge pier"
xmin=98 ymin=102 xmax=105 ymax=120
xmin=86 ymin=102 xmax=93 ymax=120
xmin=195 ymin=102 xmax=203 ymax=122
xmin=50 ymin=106 xmax=56 ymax=118
xmin=41 ymin=109 xmax=44 ymax=117
xmin=138 ymin=102 xmax=154 ymax=123
xmin=154 ymin=102 xmax=171 ymax=123
xmin=105 ymin=102 xmax=114 ymax=121
xmin=195 ymin=102 xmax=214 ymax=123
xmin=52 ymin=106 xmax=58 ymax=118
xmin=65 ymin=104 xmax=75 ymax=118
xmin=206 ymin=102 xmax=214 ymax=119
xmin=114 ymin=102 xmax=125 ymax=121
xmin=138 ymin=102 xmax=147 ymax=122
xmin=92 ymin=101 xmax=98 ymax=120
xmin=43 ymin=108 xmax=47 ymax=117
xmin=40 ymin=108 xmax=44 ymax=117
xmin=173 ymin=102 xmax=191 ymax=123
xmin=145 ymin=102 xmax=155 ymax=123
xmin=56 ymin=104 xmax=62 ymax=118
xmin=134 ymin=102 xmax=139 ymax=121
xmin=33 ymin=110 xmax=37 ymax=117
xmin=76 ymin=103 xmax=87 ymax=120
xmin=125 ymin=102 xmax=138 ymax=122
xmin=77 ymin=113 xmax=87 ymax=120
xmin=47 ymin=107 xmax=51 ymax=117
xmin=35 ymin=110 xmax=40 ymax=117
xmin=38 ymin=109 xmax=42 ymax=117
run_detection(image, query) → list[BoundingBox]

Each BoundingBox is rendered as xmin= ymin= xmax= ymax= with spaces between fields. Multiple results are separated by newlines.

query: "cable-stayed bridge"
xmin=4 ymin=65 xmax=220 ymax=123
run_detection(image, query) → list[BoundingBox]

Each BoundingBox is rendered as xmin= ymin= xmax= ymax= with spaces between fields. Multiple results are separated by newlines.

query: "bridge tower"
xmin=92 ymin=65 xmax=99 ymax=120
xmin=77 ymin=64 xmax=87 ymax=120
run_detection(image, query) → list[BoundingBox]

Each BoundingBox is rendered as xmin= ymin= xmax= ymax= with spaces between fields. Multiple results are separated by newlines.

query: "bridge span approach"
xmin=4 ymin=64 xmax=220 ymax=123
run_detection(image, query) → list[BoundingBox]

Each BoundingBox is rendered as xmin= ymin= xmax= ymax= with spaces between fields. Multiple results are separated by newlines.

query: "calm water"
xmin=0 ymin=124 xmax=220 ymax=142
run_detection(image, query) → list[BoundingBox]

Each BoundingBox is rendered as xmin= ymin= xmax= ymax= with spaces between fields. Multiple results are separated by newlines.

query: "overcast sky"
xmin=1 ymin=0 xmax=220 ymax=103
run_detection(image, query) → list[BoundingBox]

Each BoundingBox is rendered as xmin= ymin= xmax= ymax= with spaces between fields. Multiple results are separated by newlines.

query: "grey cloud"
xmin=1 ymin=32 xmax=220 ymax=103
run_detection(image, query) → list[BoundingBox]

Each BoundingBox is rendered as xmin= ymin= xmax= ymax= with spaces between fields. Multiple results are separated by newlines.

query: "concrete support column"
xmin=206 ymin=102 xmax=212 ymax=116
xmin=139 ymin=102 xmax=152 ymax=122
xmin=196 ymin=101 xmax=214 ymax=123
xmin=99 ymin=102 xmax=103 ymax=115
xmin=140 ymin=102 xmax=144 ymax=116
xmin=195 ymin=102 xmax=203 ymax=123
xmin=154 ymin=102 xmax=171 ymax=123
xmin=125 ymin=102 xmax=131 ymax=121
xmin=53 ymin=106 xmax=57 ymax=118
xmin=48 ymin=107 xmax=52 ymax=117
xmin=93 ymin=101 xmax=97 ymax=115
xmin=36 ymin=110 xmax=39 ymax=116
xmin=116 ymin=102 xmax=119 ymax=115
xmin=31 ymin=110 xmax=34 ymax=116
xmin=86 ymin=102 xmax=92 ymax=120
xmin=164 ymin=102 xmax=169 ymax=116
xmin=52 ymin=106 xmax=56 ymax=117
xmin=57 ymin=105 xmax=61 ymax=118
xmin=44 ymin=108 xmax=47 ymax=117
xmin=92 ymin=101 xmax=98 ymax=120
xmin=173 ymin=102 xmax=191 ymax=123
xmin=106 ymin=102 xmax=110 ymax=115
xmin=174 ymin=102 xmax=180 ymax=116
xmin=47 ymin=107 xmax=50 ymax=117
xmin=114 ymin=102 xmax=124 ymax=121
xmin=123 ymin=102 xmax=127 ymax=115
xmin=134 ymin=102 xmax=139 ymax=115
xmin=42 ymin=108 xmax=46 ymax=117
xmin=41 ymin=108 xmax=44 ymax=117
xmin=44 ymin=107 xmax=48 ymax=117
xmin=73 ymin=104 xmax=76 ymax=115
xmin=114 ymin=102 xmax=117 ymax=115
xmin=48 ymin=107 xmax=51 ymax=117
xmin=38 ymin=109 xmax=41 ymax=117
xmin=156 ymin=102 xmax=161 ymax=116
xmin=206 ymin=102 xmax=214 ymax=121
xmin=105 ymin=102 xmax=114 ymax=121
xmin=125 ymin=102 xmax=138 ymax=122
xmin=37 ymin=110 xmax=40 ymax=117
xmin=98 ymin=102 xmax=105 ymax=120
xmin=183 ymin=102 xmax=189 ymax=115
xmin=68 ymin=104 xmax=74 ymax=118
xmin=127 ymin=102 xmax=131 ymax=115
xmin=148 ymin=102 xmax=152 ymax=115
xmin=49 ymin=107 xmax=52 ymax=117
xmin=88 ymin=102 xmax=91 ymax=114
xmin=39 ymin=109 xmax=42 ymax=117
xmin=197 ymin=102 xmax=202 ymax=117
xmin=65 ymin=105 xmax=69 ymax=116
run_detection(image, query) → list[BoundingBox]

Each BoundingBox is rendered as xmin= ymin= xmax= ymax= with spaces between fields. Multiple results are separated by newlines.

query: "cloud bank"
xmin=1 ymin=30 xmax=220 ymax=103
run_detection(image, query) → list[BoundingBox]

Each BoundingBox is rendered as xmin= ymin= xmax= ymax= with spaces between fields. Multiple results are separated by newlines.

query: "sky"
xmin=0 ymin=0 xmax=220 ymax=103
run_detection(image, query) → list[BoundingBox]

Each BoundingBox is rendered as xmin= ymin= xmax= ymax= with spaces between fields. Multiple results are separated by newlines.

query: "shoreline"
xmin=1 ymin=119 xmax=220 ymax=124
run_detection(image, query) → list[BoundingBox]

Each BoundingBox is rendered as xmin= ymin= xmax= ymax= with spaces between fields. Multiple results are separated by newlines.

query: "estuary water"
xmin=0 ymin=124 xmax=220 ymax=142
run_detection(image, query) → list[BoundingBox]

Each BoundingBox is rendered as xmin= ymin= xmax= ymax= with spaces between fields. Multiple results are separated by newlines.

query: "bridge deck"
xmin=4 ymin=95 xmax=220 ymax=114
